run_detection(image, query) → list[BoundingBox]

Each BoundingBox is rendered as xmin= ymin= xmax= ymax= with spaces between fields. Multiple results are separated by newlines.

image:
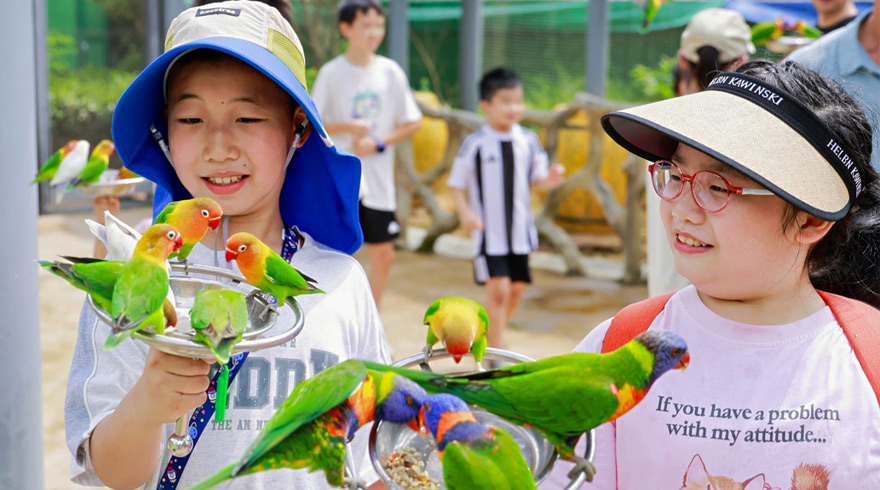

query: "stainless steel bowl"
xmin=78 ymin=169 xmax=147 ymax=198
xmin=87 ymin=263 xmax=304 ymax=358
xmin=369 ymin=348 xmax=595 ymax=489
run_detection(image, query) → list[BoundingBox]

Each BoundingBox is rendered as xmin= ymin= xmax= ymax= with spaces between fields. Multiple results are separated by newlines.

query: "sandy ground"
xmin=37 ymin=207 xmax=646 ymax=489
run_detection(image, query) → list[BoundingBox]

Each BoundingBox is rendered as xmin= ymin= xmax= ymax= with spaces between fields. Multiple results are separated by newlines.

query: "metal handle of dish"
xmin=390 ymin=347 xmax=595 ymax=489
xmin=167 ymin=412 xmax=194 ymax=457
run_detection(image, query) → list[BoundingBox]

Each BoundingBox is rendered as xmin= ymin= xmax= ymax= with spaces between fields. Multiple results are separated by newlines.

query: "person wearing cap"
xmin=676 ymin=8 xmax=755 ymax=96
xmin=64 ymin=3 xmax=391 ymax=489
xmin=788 ymin=0 xmax=880 ymax=169
xmin=311 ymin=0 xmax=422 ymax=310
xmin=553 ymin=61 xmax=880 ymax=487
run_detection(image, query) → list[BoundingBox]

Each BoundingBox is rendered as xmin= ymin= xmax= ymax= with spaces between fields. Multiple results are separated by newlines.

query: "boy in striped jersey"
xmin=447 ymin=67 xmax=564 ymax=351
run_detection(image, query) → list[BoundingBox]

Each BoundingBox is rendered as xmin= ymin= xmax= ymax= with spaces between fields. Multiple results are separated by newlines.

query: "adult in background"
xmin=813 ymin=0 xmax=859 ymax=34
xmin=788 ymin=0 xmax=880 ymax=169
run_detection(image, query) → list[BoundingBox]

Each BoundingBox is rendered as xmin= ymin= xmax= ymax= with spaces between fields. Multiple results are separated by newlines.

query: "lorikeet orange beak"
xmin=676 ymin=352 xmax=690 ymax=371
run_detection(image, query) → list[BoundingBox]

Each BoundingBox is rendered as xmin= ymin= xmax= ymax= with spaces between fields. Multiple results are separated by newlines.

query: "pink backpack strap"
xmin=817 ymin=290 xmax=880 ymax=409
xmin=602 ymin=293 xmax=675 ymax=353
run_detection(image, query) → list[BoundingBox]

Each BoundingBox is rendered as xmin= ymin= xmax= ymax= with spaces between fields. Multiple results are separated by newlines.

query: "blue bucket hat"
xmin=111 ymin=1 xmax=362 ymax=254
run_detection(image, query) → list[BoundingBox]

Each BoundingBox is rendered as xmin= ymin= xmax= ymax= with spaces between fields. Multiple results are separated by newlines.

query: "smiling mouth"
xmin=676 ymin=234 xmax=710 ymax=247
xmin=205 ymin=175 xmax=244 ymax=185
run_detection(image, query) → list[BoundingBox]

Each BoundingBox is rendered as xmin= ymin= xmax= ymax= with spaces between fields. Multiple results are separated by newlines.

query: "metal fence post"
xmin=0 ymin=0 xmax=46 ymax=488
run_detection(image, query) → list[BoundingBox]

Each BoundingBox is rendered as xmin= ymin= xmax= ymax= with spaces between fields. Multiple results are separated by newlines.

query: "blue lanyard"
xmin=158 ymin=226 xmax=301 ymax=489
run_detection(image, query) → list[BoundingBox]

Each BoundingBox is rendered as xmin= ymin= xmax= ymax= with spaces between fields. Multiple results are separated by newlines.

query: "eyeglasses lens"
xmin=653 ymin=161 xmax=732 ymax=212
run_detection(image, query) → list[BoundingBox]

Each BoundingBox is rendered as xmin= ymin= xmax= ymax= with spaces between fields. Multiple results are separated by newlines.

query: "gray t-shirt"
xmin=65 ymin=232 xmax=391 ymax=489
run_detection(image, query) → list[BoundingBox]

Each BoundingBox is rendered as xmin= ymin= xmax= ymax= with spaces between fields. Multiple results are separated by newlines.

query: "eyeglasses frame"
xmin=648 ymin=159 xmax=775 ymax=213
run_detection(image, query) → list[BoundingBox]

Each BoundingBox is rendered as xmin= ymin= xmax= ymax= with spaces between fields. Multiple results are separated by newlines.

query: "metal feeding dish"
xmin=87 ymin=263 xmax=304 ymax=359
xmin=78 ymin=169 xmax=147 ymax=198
xmin=369 ymin=347 xmax=595 ymax=490
xmin=88 ymin=262 xmax=307 ymax=457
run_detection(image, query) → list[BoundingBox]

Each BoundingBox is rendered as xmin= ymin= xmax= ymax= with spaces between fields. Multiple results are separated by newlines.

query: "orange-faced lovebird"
xmin=64 ymin=139 xmax=115 ymax=194
xmin=225 ymin=232 xmax=323 ymax=318
xmin=106 ymin=224 xmax=182 ymax=350
xmin=154 ymin=197 xmax=223 ymax=262
xmin=422 ymin=296 xmax=489 ymax=366
xmin=189 ymin=289 xmax=248 ymax=365
xmin=32 ymin=139 xmax=78 ymax=184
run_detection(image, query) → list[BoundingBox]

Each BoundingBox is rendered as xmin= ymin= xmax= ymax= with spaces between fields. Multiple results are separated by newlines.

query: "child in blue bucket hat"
xmin=64 ymin=3 xmax=391 ymax=489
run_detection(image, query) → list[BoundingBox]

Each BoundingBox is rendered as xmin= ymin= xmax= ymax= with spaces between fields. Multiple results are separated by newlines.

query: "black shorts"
xmin=359 ymin=202 xmax=401 ymax=243
xmin=473 ymin=253 xmax=531 ymax=285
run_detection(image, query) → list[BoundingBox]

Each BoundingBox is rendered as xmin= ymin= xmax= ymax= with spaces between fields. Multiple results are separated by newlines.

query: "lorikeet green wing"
xmin=233 ymin=359 xmax=368 ymax=475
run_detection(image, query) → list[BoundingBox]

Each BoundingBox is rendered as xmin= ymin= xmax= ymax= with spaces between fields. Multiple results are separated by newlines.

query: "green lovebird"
xmin=364 ymin=329 xmax=689 ymax=482
xmin=32 ymin=140 xmax=78 ymax=184
xmin=154 ymin=197 xmax=223 ymax=262
xmin=38 ymin=256 xmax=178 ymax=329
xmin=106 ymin=224 xmax=182 ymax=350
xmin=419 ymin=393 xmax=536 ymax=490
xmin=65 ymin=139 xmax=116 ymax=192
xmin=38 ymin=256 xmax=123 ymax=311
xmin=225 ymin=232 xmax=324 ymax=316
xmin=423 ymin=296 xmax=489 ymax=365
xmin=187 ymin=359 xmax=429 ymax=490
xmin=189 ymin=289 xmax=248 ymax=365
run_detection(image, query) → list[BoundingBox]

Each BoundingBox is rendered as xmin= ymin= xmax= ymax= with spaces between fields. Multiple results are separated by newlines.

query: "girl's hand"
xmin=130 ymin=347 xmax=212 ymax=425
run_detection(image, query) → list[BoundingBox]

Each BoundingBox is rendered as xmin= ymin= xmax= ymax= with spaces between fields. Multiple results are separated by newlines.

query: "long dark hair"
xmin=737 ymin=59 xmax=880 ymax=308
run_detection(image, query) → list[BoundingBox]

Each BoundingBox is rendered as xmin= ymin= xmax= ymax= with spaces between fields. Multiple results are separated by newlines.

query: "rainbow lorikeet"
xmin=154 ymin=197 xmax=223 ymax=262
xmin=225 ymin=232 xmax=324 ymax=319
xmin=419 ymin=393 xmax=537 ymax=490
xmin=187 ymin=359 xmax=428 ymax=489
xmin=423 ymin=296 xmax=489 ymax=366
xmin=32 ymin=139 xmax=78 ymax=184
xmin=107 ymin=224 xmax=182 ymax=350
xmin=364 ymin=329 xmax=689 ymax=482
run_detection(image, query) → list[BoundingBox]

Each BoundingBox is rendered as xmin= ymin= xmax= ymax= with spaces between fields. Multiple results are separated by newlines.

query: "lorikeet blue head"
xmin=636 ymin=330 xmax=690 ymax=387
xmin=418 ymin=394 xmax=486 ymax=453
xmin=375 ymin=374 xmax=428 ymax=432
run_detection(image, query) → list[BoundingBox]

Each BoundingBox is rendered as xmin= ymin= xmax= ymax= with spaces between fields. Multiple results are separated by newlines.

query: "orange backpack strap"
xmin=817 ymin=290 xmax=880 ymax=409
xmin=602 ymin=293 xmax=675 ymax=353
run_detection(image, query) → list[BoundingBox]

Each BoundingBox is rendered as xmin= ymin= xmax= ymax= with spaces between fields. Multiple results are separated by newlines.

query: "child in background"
xmin=65 ymin=3 xmax=391 ymax=489
xmin=447 ymin=67 xmax=563 ymax=352
xmin=550 ymin=60 xmax=880 ymax=487
xmin=312 ymin=0 xmax=422 ymax=309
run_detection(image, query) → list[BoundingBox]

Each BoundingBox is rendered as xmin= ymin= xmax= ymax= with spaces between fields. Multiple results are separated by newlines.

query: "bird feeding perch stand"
xmin=87 ymin=262 xmax=306 ymax=457
xmin=369 ymin=347 xmax=596 ymax=490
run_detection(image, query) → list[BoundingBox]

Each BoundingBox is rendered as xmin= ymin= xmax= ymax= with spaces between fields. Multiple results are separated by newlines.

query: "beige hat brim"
xmin=602 ymin=89 xmax=851 ymax=221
